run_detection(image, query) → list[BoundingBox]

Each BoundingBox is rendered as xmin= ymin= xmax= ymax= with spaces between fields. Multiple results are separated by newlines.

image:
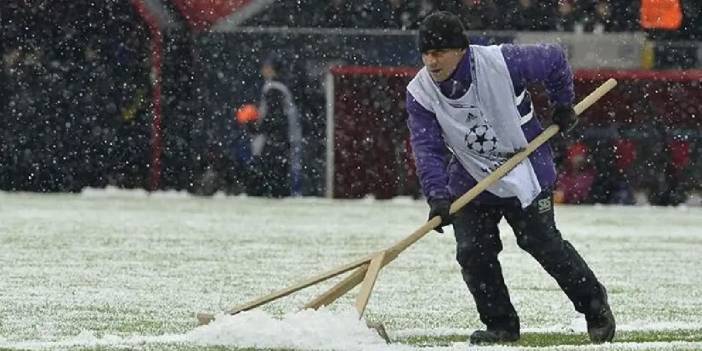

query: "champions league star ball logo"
xmin=465 ymin=124 xmax=498 ymax=154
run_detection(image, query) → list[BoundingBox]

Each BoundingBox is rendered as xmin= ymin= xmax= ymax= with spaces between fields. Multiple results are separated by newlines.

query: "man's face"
xmin=261 ymin=64 xmax=276 ymax=80
xmin=421 ymin=48 xmax=466 ymax=82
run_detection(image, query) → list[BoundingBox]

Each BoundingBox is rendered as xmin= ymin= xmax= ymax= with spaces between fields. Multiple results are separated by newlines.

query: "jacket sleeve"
xmin=501 ymin=43 xmax=575 ymax=107
xmin=406 ymin=90 xmax=451 ymax=202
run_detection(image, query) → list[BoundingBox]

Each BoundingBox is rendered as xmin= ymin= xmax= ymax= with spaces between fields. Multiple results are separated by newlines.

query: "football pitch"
xmin=1 ymin=189 xmax=701 ymax=350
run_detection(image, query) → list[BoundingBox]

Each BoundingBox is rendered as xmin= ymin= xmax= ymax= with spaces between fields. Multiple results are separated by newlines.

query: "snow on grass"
xmin=0 ymin=190 xmax=701 ymax=350
xmin=2 ymin=310 xmax=701 ymax=351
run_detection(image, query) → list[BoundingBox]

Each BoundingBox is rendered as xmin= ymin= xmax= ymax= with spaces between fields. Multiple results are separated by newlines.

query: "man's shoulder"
xmin=469 ymin=43 xmax=504 ymax=53
xmin=469 ymin=43 xmax=500 ymax=49
xmin=407 ymin=67 xmax=433 ymax=98
xmin=405 ymin=68 xmax=434 ymax=113
xmin=263 ymin=80 xmax=290 ymax=94
xmin=407 ymin=66 xmax=428 ymax=88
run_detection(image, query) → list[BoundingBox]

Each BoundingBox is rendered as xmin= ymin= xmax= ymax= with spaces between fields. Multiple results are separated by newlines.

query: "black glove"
xmin=552 ymin=105 xmax=578 ymax=133
xmin=428 ymin=199 xmax=453 ymax=233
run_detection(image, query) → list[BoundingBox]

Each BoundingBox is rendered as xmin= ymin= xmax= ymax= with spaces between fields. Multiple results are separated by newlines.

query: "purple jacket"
xmin=406 ymin=44 xmax=574 ymax=204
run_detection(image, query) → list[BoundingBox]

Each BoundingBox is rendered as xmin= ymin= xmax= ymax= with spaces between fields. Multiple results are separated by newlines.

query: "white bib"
xmin=407 ymin=45 xmax=541 ymax=207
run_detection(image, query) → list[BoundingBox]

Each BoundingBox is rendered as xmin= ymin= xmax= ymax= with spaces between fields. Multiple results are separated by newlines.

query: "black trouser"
xmin=452 ymin=189 xmax=605 ymax=332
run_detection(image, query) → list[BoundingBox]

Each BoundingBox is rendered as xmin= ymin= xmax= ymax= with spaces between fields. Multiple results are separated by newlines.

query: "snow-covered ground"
xmin=0 ymin=188 xmax=701 ymax=350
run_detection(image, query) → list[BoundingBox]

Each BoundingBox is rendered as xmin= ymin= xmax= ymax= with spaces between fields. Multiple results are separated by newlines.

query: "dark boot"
xmin=586 ymin=288 xmax=616 ymax=343
xmin=469 ymin=328 xmax=520 ymax=345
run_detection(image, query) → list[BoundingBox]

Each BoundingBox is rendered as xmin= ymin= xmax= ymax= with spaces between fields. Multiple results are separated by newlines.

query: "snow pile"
xmin=187 ymin=308 xmax=388 ymax=350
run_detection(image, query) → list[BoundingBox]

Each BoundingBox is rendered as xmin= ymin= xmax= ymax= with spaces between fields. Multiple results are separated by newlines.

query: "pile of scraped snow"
xmin=188 ymin=308 xmax=388 ymax=349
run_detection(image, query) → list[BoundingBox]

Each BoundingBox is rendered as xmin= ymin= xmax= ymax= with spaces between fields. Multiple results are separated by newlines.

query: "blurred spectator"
xmin=355 ymin=1 xmax=397 ymax=28
xmin=569 ymin=0 xmax=620 ymax=33
xmin=314 ymin=0 xmax=354 ymax=28
xmin=556 ymin=0 xmax=578 ymax=31
xmin=381 ymin=0 xmax=418 ymax=29
xmin=505 ymin=0 xmax=557 ymax=31
xmin=648 ymin=138 xmax=693 ymax=205
xmin=589 ymin=137 xmax=637 ymax=205
xmin=640 ymin=0 xmax=683 ymax=31
xmin=608 ymin=0 xmax=640 ymax=31
xmin=416 ymin=0 xmax=443 ymax=21
xmin=244 ymin=53 xmax=303 ymax=197
xmin=641 ymin=0 xmax=702 ymax=40
xmin=555 ymin=142 xmax=597 ymax=204
xmin=457 ymin=0 xmax=500 ymax=30
xmin=592 ymin=0 xmax=613 ymax=33
xmin=681 ymin=0 xmax=702 ymax=40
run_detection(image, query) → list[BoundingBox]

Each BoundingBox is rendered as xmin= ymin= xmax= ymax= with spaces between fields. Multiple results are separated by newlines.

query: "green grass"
xmin=399 ymin=329 xmax=702 ymax=347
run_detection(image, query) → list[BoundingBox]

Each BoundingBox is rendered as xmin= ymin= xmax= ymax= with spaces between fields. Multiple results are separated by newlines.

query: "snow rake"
xmin=196 ymin=78 xmax=617 ymax=340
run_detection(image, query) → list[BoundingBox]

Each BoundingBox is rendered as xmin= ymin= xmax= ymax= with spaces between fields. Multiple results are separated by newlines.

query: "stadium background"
xmin=1 ymin=0 xmax=700 ymax=205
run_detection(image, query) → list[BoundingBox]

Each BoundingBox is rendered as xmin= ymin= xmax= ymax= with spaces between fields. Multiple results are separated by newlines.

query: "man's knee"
xmin=456 ymin=235 xmax=501 ymax=269
xmin=456 ymin=242 xmax=475 ymax=268
xmin=515 ymin=230 xmax=565 ymax=257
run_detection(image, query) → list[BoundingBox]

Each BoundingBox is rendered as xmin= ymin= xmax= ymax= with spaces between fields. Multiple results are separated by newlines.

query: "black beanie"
xmin=417 ymin=11 xmax=469 ymax=53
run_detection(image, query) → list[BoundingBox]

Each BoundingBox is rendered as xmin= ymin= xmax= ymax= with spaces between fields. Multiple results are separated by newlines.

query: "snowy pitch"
xmin=0 ymin=188 xmax=700 ymax=350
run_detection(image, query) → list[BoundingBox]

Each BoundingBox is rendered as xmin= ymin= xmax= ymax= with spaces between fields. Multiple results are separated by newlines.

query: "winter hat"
xmin=417 ymin=11 xmax=469 ymax=53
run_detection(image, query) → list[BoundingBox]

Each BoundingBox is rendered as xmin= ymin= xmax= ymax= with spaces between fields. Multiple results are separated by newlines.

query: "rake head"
xmin=196 ymin=311 xmax=390 ymax=343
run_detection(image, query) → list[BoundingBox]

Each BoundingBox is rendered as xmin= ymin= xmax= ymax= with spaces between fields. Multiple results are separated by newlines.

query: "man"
xmin=246 ymin=53 xmax=303 ymax=197
xmin=406 ymin=11 xmax=615 ymax=345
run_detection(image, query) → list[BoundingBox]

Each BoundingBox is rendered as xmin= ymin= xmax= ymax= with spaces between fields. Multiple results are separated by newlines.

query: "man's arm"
xmin=501 ymin=43 xmax=575 ymax=107
xmin=406 ymin=91 xmax=451 ymax=202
